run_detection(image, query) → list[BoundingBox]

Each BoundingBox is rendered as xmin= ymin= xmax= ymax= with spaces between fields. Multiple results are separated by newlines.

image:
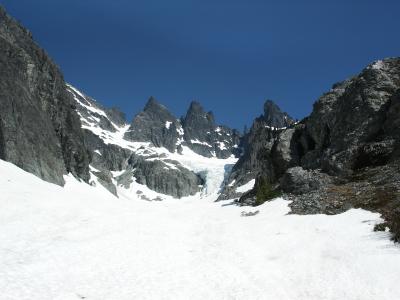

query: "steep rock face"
xmin=263 ymin=100 xmax=296 ymax=128
xmin=299 ymin=59 xmax=400 ymax=174
xmin=70 ymin=86 xmax=206 ymax=198
xmin=125 ymin=154 xmax=203 ymax=198
xmin=223 ymin=58 xmax=400 ymax=212
xmin=219 ymin=100 xmax=296 ymax=200
xmin=124 ymin=98 xmax=241 ymax=159
xmin=124 ymin=97 xmax=183 ymax=153
xmin=227 ymin=58 xmax=400 ymax=240
xmin=0 ymin=7 xmax=90 ymax=185
xmin=284 ymin=58 xmax=400 ymax=238
xmin=183 ymin=101 xmax=241 ymax=158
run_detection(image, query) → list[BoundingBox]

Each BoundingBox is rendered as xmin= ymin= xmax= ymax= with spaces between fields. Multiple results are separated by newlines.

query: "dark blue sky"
xmin=2 ymin=0 xmax=400 ymax=129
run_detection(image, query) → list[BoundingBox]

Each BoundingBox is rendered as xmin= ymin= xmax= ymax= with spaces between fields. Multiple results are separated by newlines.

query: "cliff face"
xmin=0 ymin=7 xmax=90 ymax=185
xmin=124 ymin=98 xmax=241 ymax=159
xmin=218 ymin=99 xmax=296 ymax=200
xmin=220 ymin=58 xmax=400 ymax=240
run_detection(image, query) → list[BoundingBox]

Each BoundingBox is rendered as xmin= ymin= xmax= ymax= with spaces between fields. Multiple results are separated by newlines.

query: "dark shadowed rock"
xmin=124 ymin=97 xmax=183 ymax=152
xmin=182 ymin=101 xmax=242 ymax=158
xmin=263 ymin=100 xmax=296 ymax=128
xmin=219 ymin=100 xmax=295 ymax=200
xmin=223 ymin=58 xmax=400 ymax=240
xmin=0 ymin=7 xmax=90 ymax=185
xmin=124 ymin=154 xmax=204 ymax=198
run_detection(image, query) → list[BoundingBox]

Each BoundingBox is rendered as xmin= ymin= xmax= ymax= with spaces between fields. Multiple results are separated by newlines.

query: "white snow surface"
xmin=370 ymin=60 xmax=385 ymax=70
xmin=228 ymin=179 xmax=236 ymax=187
xmin=236 ymin=179 xmax=256 ymax=193
xmin=1 ymin=159 xmax=400 ymax=300
xmin=264 ymin=125 xmax=287 ymax=131
xmin=190 ymin=139 xmax=213 ymax=148
xmin=217 ymin=141 xmax=227 ymax=150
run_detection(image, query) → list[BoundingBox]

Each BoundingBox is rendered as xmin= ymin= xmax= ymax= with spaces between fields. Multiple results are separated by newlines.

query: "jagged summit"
xmin=121 ymin=97 xmax=241 ymax=158
xmin=263 ymin=99 xmax=295 ymax=129
xmin=143 ymin=96 xmax=167 ymax=112
xmin=187 ymin=100 xmax=203 ymax=112
xmin=123 ymin=97 xmax=180 ymax=152
xmin=180 ymin=100 xmax=240 ymax=158
xmin=184 ymin=101 xmax=215 ymax=125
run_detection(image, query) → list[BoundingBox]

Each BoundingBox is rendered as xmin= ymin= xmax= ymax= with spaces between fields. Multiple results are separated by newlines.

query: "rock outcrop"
xmin=69 ymin=86 xmax=204 ymax=198
xmin=182 ymin=101 xmax=241 ymax=158
xmin=218 ymin=99 xmax=296 ymax=200
xmin=263 ymin=100 xmax=296 ymax=129
xmin=124 ymin=154 xmax=204 ymax=198
xmin=3 ymin=6 xmax=399 ymax=240
xmin=124 ymin=97 xmax=183 ymax=153
xmin=0 ymin=7 xmax=90 ymax=185
xmin=222 ymin=58 xmax=400 ymax=240
xmin=124 ymin=98 xmax=241 ymax=159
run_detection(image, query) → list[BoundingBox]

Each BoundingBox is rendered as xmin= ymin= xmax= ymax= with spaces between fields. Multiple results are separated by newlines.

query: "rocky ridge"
xmin=0 ymin=5 xmax=239 ymax=199
xmin=124 ymin=98 xmax=241 ymax=159
xmin=1 ymin=6 xmax=400 ymax=240
xmin=67 ymin=85 xmax=239 ymax=199
xmin=221 ymin=58 xmax=400 ymax=241
xmin=0 ymin=6 xmax=90 ymax=185
xmin=218 ymin=99 xmax=296 ymax=200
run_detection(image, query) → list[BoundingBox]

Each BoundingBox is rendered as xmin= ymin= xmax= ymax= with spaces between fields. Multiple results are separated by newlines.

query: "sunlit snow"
xmin=236 ymin=179 xmax=256 ymax=193
xmin=1 ymin=159 xmax=400 ymax=300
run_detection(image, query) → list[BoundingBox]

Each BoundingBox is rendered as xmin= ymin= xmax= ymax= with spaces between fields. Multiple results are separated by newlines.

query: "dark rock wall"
xmin=124 ymin=97 xmax=182 ymax=153
xmin=182 ymin=101 xmax=241 ymax=158
xmin=0 ymin=7 xmax=90 ymax=185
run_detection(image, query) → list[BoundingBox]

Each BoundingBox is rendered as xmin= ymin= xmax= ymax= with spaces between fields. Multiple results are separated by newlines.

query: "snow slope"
xmin=1 ymin=159 xmax=400 ymax=300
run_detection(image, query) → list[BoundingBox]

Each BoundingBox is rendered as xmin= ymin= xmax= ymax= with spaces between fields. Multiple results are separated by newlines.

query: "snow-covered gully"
xmin=1 ymin=159 xmax=400 ymax=300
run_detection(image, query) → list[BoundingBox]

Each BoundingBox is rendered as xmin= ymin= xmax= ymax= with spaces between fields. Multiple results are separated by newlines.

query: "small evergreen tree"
xmin=255 ymin=177 xmax=281 ymax=206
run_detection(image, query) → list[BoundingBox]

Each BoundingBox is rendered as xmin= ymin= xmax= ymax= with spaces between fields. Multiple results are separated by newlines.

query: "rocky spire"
xmin=124 ymin=97 xmax=181 ymax=152
xmin=263 ymin=100 xmax=295 ymax=128
xmin=182 ymin=101 xmax=241 ymax=158
xmin=183 ymin=101 xmax=215 ymax=130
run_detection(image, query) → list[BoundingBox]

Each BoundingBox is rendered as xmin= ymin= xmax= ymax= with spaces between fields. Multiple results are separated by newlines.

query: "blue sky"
xmin=2 ymin=0 xmax=400 ymax=130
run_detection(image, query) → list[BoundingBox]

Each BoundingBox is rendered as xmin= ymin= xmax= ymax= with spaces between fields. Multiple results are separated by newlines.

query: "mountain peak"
xmin=187 ymin=101 xmax=204 ymax=114
xmin=263 ymin=99 xmax=295 ymax=128
xmin=184 ymin=101 xmax=215 ymax=125
xmin=144 ymin=96 xmax=165 ymax=112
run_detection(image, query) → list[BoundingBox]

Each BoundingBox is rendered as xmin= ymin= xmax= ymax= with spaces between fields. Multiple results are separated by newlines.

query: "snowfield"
xmin=1 ymin=159 xmax=400 ymax=300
